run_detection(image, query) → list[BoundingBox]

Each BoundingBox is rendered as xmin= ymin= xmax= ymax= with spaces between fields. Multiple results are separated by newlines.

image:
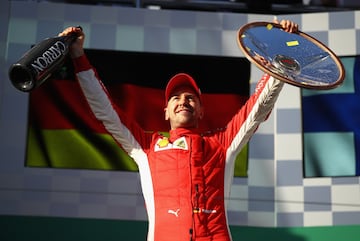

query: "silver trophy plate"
xmin=237 ymin=22 xmax=345 ymax=90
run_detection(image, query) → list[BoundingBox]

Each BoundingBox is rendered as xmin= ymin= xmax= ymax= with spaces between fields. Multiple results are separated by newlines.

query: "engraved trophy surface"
xmin=237 ymin=22 xmax=345 ymax=90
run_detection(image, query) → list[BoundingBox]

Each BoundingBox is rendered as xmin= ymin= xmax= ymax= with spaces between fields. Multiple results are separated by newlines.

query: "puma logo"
xmin=168 ymin=209 xmax=180 ymax=217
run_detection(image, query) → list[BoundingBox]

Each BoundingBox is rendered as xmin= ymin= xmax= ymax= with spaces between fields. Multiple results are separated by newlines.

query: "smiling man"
xmin=164 ymin=73 xmax=204 ymax=130
xmin=59 ymin=19 xmax=298 ymax=241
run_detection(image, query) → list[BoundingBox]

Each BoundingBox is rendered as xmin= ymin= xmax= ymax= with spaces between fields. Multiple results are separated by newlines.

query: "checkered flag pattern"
xmin=1 ymin=1 xmax=360 ymax=227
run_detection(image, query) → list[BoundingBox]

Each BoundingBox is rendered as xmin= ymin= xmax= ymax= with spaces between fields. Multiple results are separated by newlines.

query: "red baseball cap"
xmin=165 ymin=73 xmax=201 ymax=103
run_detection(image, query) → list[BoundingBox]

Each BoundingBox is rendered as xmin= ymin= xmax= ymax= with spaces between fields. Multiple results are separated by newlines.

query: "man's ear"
xmin=164 ymin=107 xmax=169 ymax=120
xmin=199 ymin=106 xmax=204 ymax=120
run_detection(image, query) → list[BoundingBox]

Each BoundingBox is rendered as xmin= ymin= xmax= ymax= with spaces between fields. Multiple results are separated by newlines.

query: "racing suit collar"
xmin=169 ymin=128 xmax=201 ymax=141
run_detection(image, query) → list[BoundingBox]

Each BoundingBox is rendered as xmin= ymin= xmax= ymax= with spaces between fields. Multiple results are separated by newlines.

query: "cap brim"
xmin=165 ymin=73 xmax=201 ymax=102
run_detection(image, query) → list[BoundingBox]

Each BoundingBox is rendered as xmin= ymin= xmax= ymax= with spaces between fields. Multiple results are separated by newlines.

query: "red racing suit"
xmin=72 ymin=54 xmax=284 ymax=241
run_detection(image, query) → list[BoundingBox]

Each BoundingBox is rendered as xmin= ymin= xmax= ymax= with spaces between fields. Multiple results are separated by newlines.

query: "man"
xmin=60 ymin=19 xmax=298 ymax=241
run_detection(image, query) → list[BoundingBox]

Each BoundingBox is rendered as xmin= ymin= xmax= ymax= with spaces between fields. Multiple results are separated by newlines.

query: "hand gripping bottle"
xmin=8 ymin=30 xmax=79 ymax=92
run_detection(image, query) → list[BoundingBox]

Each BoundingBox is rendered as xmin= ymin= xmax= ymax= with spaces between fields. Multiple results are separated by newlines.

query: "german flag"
xmin=26 ymin=50 xmax=251 ymax=176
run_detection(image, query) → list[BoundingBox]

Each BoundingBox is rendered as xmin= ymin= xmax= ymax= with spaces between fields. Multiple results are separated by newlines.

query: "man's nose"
xmin=179 ymin=95 xmax=188 ymax=104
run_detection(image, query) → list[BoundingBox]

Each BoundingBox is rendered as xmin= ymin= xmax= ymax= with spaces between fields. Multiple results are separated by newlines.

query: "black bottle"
xmin=8 ymin=32 xmax=78 ymax=92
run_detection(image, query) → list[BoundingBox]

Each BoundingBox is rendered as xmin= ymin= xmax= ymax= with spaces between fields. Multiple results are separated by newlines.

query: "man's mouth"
xmin=177 ymin=108 xmax=193 ymax=114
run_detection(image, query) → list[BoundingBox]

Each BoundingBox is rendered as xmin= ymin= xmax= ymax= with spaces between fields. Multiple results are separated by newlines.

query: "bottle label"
xmin=30 ymin=40 xmax=67 ymax=76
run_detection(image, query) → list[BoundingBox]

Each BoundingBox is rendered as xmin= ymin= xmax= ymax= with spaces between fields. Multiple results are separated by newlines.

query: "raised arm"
xmin=219 ymin=19 xmax=299 ymax=156
xmin=58 ymin=27 xmax=150 ymax=163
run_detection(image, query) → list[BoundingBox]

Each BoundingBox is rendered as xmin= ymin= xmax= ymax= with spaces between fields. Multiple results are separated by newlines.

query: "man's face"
xmin=164 ymin=86 xmax=203 ymax=130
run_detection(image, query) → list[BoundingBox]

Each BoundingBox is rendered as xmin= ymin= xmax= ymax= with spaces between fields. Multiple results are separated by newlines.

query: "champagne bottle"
xmin=8 ymin=32 xmax=78 ymax=92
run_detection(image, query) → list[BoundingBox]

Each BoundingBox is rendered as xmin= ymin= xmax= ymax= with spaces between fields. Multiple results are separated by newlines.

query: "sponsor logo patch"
xmin=154 ymin=136 xmax=188 ymax=151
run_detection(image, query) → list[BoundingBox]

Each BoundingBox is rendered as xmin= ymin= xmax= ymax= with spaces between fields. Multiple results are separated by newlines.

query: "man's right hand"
xmin=59 ymin=26 xmax=85 ymax=58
